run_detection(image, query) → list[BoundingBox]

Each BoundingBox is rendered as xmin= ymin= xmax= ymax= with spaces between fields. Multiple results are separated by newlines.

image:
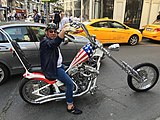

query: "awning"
xmin=15 ymin=8 xmax=26 ymax=13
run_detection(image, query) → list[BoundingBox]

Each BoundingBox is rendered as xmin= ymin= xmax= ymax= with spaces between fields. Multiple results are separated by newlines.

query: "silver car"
xmin=0 ymin=22 xmax=88 ymax=85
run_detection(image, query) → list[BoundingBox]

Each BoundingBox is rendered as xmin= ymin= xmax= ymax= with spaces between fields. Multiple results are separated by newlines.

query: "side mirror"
xmin=108 ymin=44 xmax=120 ymax=51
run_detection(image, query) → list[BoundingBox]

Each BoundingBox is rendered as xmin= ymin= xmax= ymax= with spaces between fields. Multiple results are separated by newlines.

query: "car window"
xmin=90 ymin=21 xmax=111 ymax=28
xmin=109 ymin=21 xmax=126 ymax=29
xmin=30 ymin=26 xmax=45 ymax=41
xmin=0 ymin=32 xmax=6 ymax=43
xmin=4 ymin=27 xmax=32 ymax=42
xmin=0 ymin=31 xmax=10 ymax=43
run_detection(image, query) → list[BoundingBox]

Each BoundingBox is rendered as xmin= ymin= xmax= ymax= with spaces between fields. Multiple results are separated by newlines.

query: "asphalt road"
xmin=0 ymin=38 xmax=160 ymax=120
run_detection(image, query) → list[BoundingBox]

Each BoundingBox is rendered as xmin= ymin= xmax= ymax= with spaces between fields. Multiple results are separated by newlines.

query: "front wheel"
xmin=127 ymin=63 xmax=159 ymax=92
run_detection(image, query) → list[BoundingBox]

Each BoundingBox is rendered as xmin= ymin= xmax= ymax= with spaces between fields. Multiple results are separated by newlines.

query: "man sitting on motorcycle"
xmin=40 ymin=23 xmax=82 ymax=115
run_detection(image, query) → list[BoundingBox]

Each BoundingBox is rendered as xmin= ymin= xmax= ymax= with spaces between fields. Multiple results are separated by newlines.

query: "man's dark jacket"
xmin=40 ymin=36 xmax=63 ymax=80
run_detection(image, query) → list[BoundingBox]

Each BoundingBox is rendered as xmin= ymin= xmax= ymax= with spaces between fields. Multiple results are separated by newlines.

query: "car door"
xmin=30 ymin=26 xmax=78 ymax=66
xmin=88 ymin=21 xmax=114 ymax=43
xmin=108 ymin=21 xmax=130 ymax=43
xmin=3 ymin=26 xmax=39 ymax=69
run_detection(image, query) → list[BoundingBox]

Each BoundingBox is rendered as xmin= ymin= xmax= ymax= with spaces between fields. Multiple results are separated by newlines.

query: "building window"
xmin=124 ymin=0 xmax=143 ymax=29
xmin=103 ymin=0 xmax=114 ymax=19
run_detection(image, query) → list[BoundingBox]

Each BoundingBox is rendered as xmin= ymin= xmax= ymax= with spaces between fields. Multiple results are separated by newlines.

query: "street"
xmin=0 ymin=38 xmax=160 ymax=120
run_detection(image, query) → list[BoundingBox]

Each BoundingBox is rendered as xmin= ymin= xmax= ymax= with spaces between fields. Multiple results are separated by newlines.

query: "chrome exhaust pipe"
xmin=35 ymin=81 xmax=92 ymax=104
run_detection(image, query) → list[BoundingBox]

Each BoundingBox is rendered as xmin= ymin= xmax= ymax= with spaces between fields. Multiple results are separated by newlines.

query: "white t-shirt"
xmin=57 ymin=47 xmax=63 ymax=68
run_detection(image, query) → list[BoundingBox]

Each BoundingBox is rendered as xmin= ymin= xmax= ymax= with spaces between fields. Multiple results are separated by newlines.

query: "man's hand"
xmin=63 ymin=23 xmax=77 ymax=32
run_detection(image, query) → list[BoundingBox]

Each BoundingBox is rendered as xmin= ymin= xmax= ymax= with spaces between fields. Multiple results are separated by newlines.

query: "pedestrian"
xmin=40 ymin=10 xmax=45 ymax=24
xmin=40 ymin=23 xmax=82 ymax=115
xmin=156 ymin=11 xmax=160 ymax=21
xmin=53 ymin=11 xmax=61 ymax=28
xmin=58 ymin=11 xmax=70 ymax=31
xmin=33 ymin=9 xmax=40 ymax=23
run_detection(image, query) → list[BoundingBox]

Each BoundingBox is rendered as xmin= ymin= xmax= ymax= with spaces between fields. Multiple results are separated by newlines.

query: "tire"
xmin=127 ymin=63 xmax=159 ymax=92
xmin=128 ymin=35 xmax=139 ymax=46
xmin=0 ymin=64 xmax=9 ymax=85
xmin=19 ymin=78 xmax=52 ymax=104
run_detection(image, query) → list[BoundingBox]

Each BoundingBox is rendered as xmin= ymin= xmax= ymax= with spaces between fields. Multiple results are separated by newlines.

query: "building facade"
xmin=64 ymin=0 xmax=160 ymax=29
xmin=1 ymin=0 xmax=160 ymax=29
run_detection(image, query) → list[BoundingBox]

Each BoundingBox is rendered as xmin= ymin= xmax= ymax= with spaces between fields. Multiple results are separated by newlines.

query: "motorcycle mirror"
xmin=108 ymin=44 xmax=120 ymax=51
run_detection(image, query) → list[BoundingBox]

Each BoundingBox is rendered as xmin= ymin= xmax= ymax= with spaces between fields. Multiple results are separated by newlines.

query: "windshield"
xmin=83 ymin=21 xmax=91 ymax=25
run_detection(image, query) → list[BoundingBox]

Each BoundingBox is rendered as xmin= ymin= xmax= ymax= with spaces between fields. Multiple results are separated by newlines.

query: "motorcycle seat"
xmin=28 ymin=64 xmax=69 ymax=75
xmin=28 ymin=66 xmax=42 ymax=73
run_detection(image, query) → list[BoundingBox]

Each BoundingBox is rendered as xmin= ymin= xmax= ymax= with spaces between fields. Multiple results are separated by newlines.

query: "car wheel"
xmin=128 ymin=35 xmax=139 ymax=45
xmin=0 ymin=64 xmax=9 ymax=85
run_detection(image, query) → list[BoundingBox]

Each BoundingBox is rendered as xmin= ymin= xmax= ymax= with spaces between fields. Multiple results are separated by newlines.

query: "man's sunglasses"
xmin=49 ymin=30 xmax=57 ymax=33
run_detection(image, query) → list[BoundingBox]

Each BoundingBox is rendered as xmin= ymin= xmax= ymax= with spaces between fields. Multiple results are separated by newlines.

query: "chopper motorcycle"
xmin=0 ymin=22 xmax=159 ymax=105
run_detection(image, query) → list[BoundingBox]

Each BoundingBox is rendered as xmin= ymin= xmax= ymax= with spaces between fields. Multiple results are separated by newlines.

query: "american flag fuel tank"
xmin=70 ymin=43 xmax=93 ymax=68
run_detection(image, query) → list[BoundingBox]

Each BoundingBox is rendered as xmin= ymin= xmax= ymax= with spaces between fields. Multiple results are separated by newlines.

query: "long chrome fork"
xmin=90 ymin=56 xmax=101 ymax=93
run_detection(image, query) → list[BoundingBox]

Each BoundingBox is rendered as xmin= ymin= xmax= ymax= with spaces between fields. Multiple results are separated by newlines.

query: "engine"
xmin=68 ymin=63 xmax=99 ymax=93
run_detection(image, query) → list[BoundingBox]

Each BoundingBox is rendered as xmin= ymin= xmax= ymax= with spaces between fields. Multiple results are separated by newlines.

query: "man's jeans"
xmin=57 ymin=66 xmax=73 ymax=104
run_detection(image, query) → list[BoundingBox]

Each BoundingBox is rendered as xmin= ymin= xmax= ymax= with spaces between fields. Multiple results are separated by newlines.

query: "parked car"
xmin=0 ymin=22 xmax=89 ymax=85
xmin=142 ymin=20 xmax=160 ymax=41
xmin=74 ymin=18 xmax=142 ymax=45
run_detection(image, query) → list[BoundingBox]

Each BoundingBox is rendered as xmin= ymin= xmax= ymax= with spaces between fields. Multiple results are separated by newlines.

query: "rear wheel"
xmin=0 ymin=64 xmax=9 ymax=85
xmin=19 ymin=78 xmax=53 ymax=104
xmin=128 ymin=35 xmax=139 ymax=45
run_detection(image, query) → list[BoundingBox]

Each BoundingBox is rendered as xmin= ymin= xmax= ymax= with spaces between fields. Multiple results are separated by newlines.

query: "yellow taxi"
xmin=142 ymin=20 xmax=160 ymax=41
xmin=75 ymin=18 xmax=142 ymax=45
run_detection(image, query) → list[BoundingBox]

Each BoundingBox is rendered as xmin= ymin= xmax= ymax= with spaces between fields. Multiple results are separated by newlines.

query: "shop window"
xmin=124 ymin=0 xmax=143 ymax=29
xmin=103 ymin=0 xmax=114 ymax=19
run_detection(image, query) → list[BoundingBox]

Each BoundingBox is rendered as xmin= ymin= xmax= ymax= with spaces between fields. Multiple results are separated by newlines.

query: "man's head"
xmin=45 ymin=23 xmax=58 ymax=39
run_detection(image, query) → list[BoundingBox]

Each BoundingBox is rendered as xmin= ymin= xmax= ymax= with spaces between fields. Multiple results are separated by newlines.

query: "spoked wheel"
xmin=19 ymin=78 xmax=53 ymax=104
xmin=127 ymin=63 xmax=159 ymax=92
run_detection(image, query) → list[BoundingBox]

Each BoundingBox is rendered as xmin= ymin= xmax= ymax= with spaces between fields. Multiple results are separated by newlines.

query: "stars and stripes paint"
xmin=70 ymin=43 xmax=93 ymax=67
